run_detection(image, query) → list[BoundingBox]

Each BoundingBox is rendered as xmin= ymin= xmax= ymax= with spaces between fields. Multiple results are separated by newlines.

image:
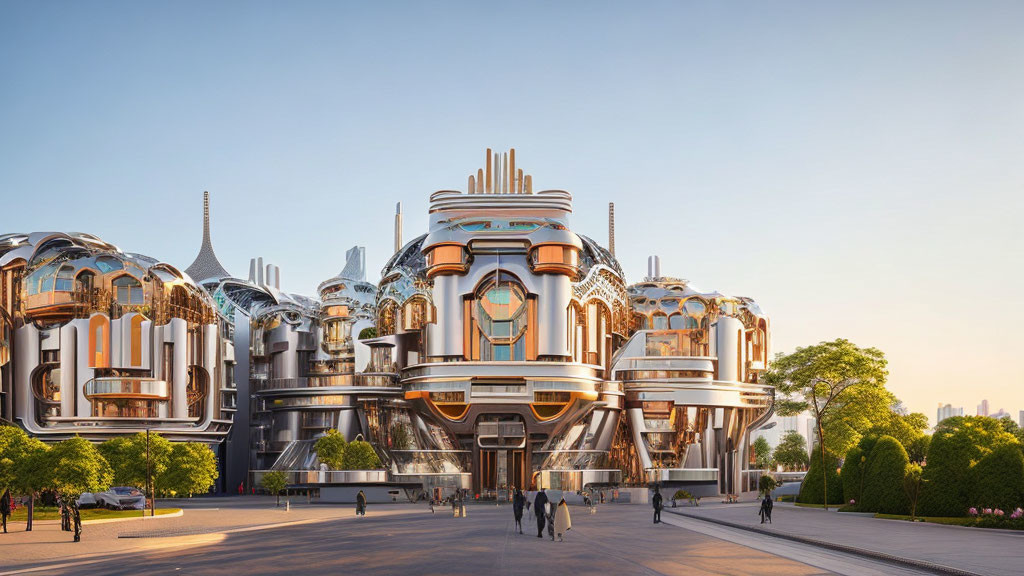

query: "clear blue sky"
xmin=2 ymin=1 xmax=1022 ymax=424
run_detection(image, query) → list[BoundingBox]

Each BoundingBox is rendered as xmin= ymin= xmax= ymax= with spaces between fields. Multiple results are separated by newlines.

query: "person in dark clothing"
xmin=652 ymin=489 xmax=663 ymax=524
xmin=356 ymin=490 xmax=367 ymax=517
xmin=71 ymin=500 xmax=82 ymax=542
xmin=533 ymin=488 xmax=549 ymax=538
xmin=759 ymin=494 xmax=773 ymax=524
xmin=512 ymin=488 xmax=525 ymax=534
xmin=0 ymin=490 xmax=11 ymax=533
xmin=58 ymin=495 xmax=71 ymax=532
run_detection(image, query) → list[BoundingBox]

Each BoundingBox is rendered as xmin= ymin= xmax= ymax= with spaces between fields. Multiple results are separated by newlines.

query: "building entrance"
xmin=474 ymin=415 xmax=527 ymax=495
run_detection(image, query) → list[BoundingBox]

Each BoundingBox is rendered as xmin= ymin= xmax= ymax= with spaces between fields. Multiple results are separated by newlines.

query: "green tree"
xmin=314 ymin=429 xmax=347 ymax=469
xmin=772 ymin=431 xmax=809 ymax=471
xmin=45 ymin=437 xmax=113 ymax=541
xmin=997 ymin=415 xmax=1024 ymax=445
xmin=358 ymin=327 xmax=377 ymax=340
xmin=98 ymin=432 xmax=173 ymax=494
xmin=860 ymin=436 xmax=910 ymax=514
xmin=797 ymin=447 xmax=843 ymax=505
xmin=0 ymin=425 xmax=48 ymax=530
xmin=162 ymin=443 xmax=219 ymax=497
xmin=758 ymin=474 xmax=778 ymax=496
xmin=765 ymin=339 xmax=888 ymax=510
xmin=45 ymin=437 xmax=113 ymax=499
xmin=906 ymin=434 xmax=930 ymax=464
xmin=341 ymin=440 xmax=381 ymax=470
xmin=865 ymin=411 xmax=929 ymax=455
xmin=969 ymin=443 xmax=1024 ymax=512
xmin=903 ymin=463 xmax=924 ymax=521
xmin=918 ymin=416 xmax=1018 ymax=517
xmin=751 ymin=436 xmax=773 ymax=471
xmin=261 ymin=470 xmax=288 ymax=506
xmin=818 ymin=385 xmax=899 ymax=459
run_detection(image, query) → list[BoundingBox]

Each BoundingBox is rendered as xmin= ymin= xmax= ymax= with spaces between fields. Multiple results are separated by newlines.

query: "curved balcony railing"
xmin=84 ymin=377 xmax=170 ymax=400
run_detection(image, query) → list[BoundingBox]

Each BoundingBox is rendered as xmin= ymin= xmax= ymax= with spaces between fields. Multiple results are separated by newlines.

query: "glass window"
xmin=475 ymin=273 xmax=528 ymax=361
xmin=55 ymin=265 xmax=74 ymax=292
xmin=95 ymin=256 xmax=123 ymax=273
xmin=113 ymin=275 xmax=143 ymax=305
xmin=653 ymin=314 xmax=668 ymax=330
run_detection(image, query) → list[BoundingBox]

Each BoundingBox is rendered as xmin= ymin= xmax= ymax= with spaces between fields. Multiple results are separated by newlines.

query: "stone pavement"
xmin=665 ymin=501 xmax=1024 ymax=576
xmin=2 ymin=500 xmax=831 ymax=576
xmin=0 ymin=496 xmax=420 ymax=572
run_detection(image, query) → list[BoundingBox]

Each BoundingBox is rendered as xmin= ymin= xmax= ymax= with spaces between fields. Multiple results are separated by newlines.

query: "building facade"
xmin=0 ymin=232 xmax=231 ymax=444
xmin=1 ymin=149 xmax=775 ymax=497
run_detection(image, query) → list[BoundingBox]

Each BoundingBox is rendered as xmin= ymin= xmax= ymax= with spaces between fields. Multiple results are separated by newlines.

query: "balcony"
xmin=84 ymin=377 xmax=170 ymax=400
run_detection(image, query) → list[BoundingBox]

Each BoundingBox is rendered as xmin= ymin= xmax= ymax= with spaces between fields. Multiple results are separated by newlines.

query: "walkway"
xmin=665 ymin=501 xmax=1024 ymax=576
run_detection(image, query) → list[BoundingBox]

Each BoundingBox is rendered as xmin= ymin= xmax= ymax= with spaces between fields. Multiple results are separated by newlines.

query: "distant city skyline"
xmin=3 ymin=1 xmax=1022 ymax=424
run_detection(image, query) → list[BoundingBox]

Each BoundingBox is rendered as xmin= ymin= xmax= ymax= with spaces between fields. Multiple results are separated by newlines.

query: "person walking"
xmin=759 ymin=494 xmax=773 ymax=524
xmin=554 ymin=498 xmax=572 ymax=542
xmin=70 ymin=500 xmax=82 ymax=542
xmin=512 ymin=488 xmax=525 ymax=534
xmin=0 ymin=489 xmax=11 ymax=534
xmin=652 ymin=488 xmax=663 ymax=524
xmin=356 ymin=490 xmax=367 ymax=517
xmin=533 ymin=488 xmax=549 ymax=538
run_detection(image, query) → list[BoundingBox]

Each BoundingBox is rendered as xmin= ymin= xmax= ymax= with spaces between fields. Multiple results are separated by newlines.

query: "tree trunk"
xmin=818 ymin=421 xmax=828 ymax=511
xmin=26 ymin=494 xmax=33 ymax=531
xmin=276 ymin=493 xmax=280 ymax=507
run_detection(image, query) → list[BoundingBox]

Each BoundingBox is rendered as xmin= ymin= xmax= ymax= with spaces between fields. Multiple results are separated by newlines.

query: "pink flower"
xmin=968 ymin=507 xmax=978 ymax=516
xmin=994 ymin=509 xmax=1004 ymax=517
xmin=983 ymin=508 xmax=993 ymax=515
xmin=1010 ymin=508 xmax=1023 ymax=519
xmin=849 ymin=499 xmax=856 ymax=505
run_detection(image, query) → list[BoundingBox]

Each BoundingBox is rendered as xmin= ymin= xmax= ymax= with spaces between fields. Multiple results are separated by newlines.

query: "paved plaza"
xmin=0 ymin=498 xmax=1019 ymax=575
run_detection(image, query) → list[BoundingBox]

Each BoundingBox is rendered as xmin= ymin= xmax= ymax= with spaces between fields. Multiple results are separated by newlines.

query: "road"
xmin=1 ymin=501 xmax=943 ymax=576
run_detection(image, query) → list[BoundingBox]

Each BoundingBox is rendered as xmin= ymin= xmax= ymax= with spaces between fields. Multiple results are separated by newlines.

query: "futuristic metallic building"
xmin=0 ymin=231 xmax=231 ymax=443
xmin=1 ymin=149 xmax=774 ymax=497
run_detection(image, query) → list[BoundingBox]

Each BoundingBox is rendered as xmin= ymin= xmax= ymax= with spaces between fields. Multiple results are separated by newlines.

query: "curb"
xmin=663 ymin=508 xmax=985 ymax=576
xmin=26 ymin=509 xmax=184 ymax=526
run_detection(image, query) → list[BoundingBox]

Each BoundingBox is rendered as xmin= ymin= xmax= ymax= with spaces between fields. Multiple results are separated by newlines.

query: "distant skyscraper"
xmin=936 ymin=403 xmax=964 ymax=425
xmin=977 ymin=399 xmax=990 ymax=417
xmin=1019 ymin=410 xmax=1024 ymax=429
xmin=990 ymin=409 xmax=1008 ymax=420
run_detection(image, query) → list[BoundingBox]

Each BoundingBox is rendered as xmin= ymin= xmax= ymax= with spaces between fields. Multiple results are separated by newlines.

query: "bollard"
xmin=286 ymin=499 xmax=290 ymax=512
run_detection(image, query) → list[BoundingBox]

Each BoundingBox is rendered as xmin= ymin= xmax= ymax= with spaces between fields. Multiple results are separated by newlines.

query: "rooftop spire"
xmin=185 ymin=191 xmax=231 ymax=283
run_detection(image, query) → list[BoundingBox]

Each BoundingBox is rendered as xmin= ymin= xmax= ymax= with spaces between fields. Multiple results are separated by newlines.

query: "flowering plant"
xmin=1010 ymin=508 xmax=1023 ymax=520
xmin=968 ymin=507 xmax=978 ymax=516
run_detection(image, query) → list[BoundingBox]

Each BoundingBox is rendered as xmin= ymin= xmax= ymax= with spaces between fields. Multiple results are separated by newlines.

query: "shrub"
xmin=841 ymin=446 xmax=866 ymax=509
xmin=860 ymin=436 xmax=910 ymax=514
xmin=341 ymin=440 xmax=381 ymax=470
xmin=918 ymin=416 xmax=1018 ymax=517
xmin=314 ymin=429 xmax=347 ymax=469
xmin=798 ymin=448 xmax=843 ymax=505
xmin=758 ymin=474 xmax=779 ymax=496
xmin=969 ymin=443 xmax=1024 ymax=512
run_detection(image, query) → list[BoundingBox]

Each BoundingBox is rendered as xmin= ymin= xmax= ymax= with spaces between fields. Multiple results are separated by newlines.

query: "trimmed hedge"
xmin=918 ymin=416 xmax=1019 ymax=517
xmin=969 ymin=443 xmax=1024 ymax=512
xmin=798 ymin=448 xmax=843 ymax=505
xmin=840 ymin=446 xmax=865 ymax=508
xmin=860 ymin=436 xmax=910 ymax=514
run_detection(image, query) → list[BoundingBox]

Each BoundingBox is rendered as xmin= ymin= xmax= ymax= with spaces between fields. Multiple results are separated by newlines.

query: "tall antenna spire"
xmin=608 ymin=202 xmax=616 ymax=256
xmin=394 ymin=202 xmax=403 ymax=253
xmin=185 ymin=191 xmax=231 ymax=282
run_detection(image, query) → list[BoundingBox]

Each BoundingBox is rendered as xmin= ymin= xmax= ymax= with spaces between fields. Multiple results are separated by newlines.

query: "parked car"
xmin=77 ymin=487 xmax=146 ymax=510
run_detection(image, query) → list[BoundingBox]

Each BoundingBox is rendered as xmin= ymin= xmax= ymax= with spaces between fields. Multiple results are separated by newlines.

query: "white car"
xmin=77 ymin=487 xmax=146 ymax=510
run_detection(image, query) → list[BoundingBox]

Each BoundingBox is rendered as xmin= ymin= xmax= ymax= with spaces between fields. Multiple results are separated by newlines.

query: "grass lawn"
xmin=793 ymin=502 xmax=842 ymax=509
xmin=9 ymin=506 xmax=181 ymax=522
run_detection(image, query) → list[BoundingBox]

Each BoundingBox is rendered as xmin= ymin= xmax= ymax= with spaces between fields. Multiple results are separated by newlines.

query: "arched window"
xmin=652 ymin=313 xmax=668 ymax=330
xmin=113 ymin=275 xmax=143 ymax=305
xmin=474 ymin=273 xmax=528 ymax=361
xmin=378 ymin=301 xmax=396 ymax=336
xmin=75 ymin=270 xmax=95 ymax=293
xmin=55 ymin=265 xmax=75 ymax=292
xmin=681 ymin=298 xmax=705 ymax=329
xmin=668 ymin=313 xmax=685 ymax=330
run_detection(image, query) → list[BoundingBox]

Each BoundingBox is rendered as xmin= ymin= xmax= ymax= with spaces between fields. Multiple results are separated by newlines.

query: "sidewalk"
xmin=665 ymin=501 xmax=1023 ymax=576
xmin=0 ymin=498 xmax=429 ymax=572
